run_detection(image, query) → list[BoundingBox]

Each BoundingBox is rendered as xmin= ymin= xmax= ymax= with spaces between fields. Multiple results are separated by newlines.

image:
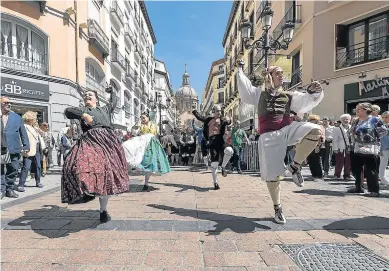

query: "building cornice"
xmin=203 ymin=58 xmax=225 ymax=101
xmin=222 ymin=1 xmax=240 ymax=47
xmin=139 ymin=1 xmax=157 ymax=44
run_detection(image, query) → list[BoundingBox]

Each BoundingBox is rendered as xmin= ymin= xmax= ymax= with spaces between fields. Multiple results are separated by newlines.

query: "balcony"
xmin=111 ymin=48 xmax=126 ymax=71
xmin=272 ymin=5 xmax=302 ymax=41
xmin=124 ymin=101 xmax=132 ymax=117
xmin=134 ymin=12 xmax=140 ymax=32
xmin=88 ymin=19 xmax=109 ymax=57
xmin=336 ymin=36 xmax=389 ymax=70
xmin=124 ymin=23 xmax=135 ymax=44
xmin=110 ymin=1 xmax=124 ymax=27
xmin=284 ymin=65 xmax=303 ymax=89
xmin=0 ymin=42 xmax=48 ymax=74
xmin=126 ymin=65 xmax=137 ymax=80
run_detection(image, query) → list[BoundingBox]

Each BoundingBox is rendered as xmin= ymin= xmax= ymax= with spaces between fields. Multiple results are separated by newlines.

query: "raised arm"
xmin=192 ymin=110 xmax=206 ymax=123
xmin=290 ymin=90 xmax=324 ymax=114
xmin=237 ymin=66 xmax=262 ymax=105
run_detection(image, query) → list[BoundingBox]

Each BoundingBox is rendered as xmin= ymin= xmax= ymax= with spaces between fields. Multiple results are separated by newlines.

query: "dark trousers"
xmin=321 ymin=141 xmax=332 ymax=173
xmin=1 ymin=164 xmax=5 ymax=193
xmin=5 ymin=153 xmax=21 ymax=192
xmin=57 ymin=150 xmax=62 ymax=166
xmin=307 ymin=149 xmax=323 ymax=178
xmin=19 ymin=152 xmax=41 ymax=187
xmin=232 ymin=145 xmax=242 ymax=170
xmin=334 ymin=151 xmax=351 ymax=178
xmin=351 ymin=152 xmax=379 ymax=193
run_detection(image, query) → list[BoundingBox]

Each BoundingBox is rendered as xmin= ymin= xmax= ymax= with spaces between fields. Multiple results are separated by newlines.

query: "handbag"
xmin=1 ymin=150 xmax=11 ymax=164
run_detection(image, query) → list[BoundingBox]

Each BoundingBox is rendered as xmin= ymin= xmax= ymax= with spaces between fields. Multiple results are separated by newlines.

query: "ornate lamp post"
xmin=239 ymin=3 xmax=295 ymax=69
xmin=148 ymin=94 xmax=171 ymax=138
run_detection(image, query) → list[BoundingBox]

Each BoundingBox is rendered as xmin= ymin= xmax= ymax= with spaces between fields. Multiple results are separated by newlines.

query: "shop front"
xmin=344 ymin=77 xmax=389 ymax=114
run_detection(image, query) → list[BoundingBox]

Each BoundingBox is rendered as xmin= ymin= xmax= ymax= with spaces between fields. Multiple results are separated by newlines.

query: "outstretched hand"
xmin=307 ymin=78 xmax=323 ymax=93
xmin=237 ymin=59 xmax=245 ymax=67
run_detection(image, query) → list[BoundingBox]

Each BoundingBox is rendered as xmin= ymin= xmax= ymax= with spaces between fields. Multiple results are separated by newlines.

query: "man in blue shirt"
xmin=192 ymin=119 xmax=209 ymax=169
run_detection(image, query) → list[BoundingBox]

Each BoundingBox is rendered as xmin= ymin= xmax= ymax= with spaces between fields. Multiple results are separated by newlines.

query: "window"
xmin=110 ymin=79 xmax=121 ymax=108
xmin=134 ymin=98 xmax=140 ymax=120
xmin=336 ymin=12 xmax=388 ymax=69
xmin=291 ymin=51 xmax=301 ymax=86
xmin=218 ymin=77 xmax=224 ymax=88
xmin=249 ymin=12 xmax=254 ymax=39
xmin=218 ymin=65 xmax=223 ymax=71
xmin=218 ymin=92 xmax=224 ymax=104
xmin=124 ymin=91 xmax=132 ymax=115
xmin=1 ymin=19 xmax=47 ymax=74
xmin=89 ymin=0 xmax=101 ymax=24
xmin=249 ymin=50 xmax=254 ymax=75
xmin=85 ymin=59 xmax=105 ymax=95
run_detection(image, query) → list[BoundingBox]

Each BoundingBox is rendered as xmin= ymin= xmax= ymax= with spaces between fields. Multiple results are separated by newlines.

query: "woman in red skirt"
xmin=61 ymin=87 xmax=128 ymax=223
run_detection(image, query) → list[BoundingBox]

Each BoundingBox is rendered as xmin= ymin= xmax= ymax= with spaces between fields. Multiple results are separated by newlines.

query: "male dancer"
xmin=237 ymin=60 xmax=324 ymax=224
xmin=193 ymin=105 xmax=233 ymax=190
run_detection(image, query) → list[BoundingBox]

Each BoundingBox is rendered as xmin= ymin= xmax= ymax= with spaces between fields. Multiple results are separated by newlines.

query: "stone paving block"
xmin=235 ymin=239 xmax=273 ymax=252
xmin=223 ymin=252 xmax=265 ymax=267
xmin=182 ymin=252 xmax=204 ymax=267
xmin=144 ymin=251 xmax=182 ymax=267
xmin=64 ymin=250 xmax=113 ymax=265
xmin=173 ymin=221 xmax=199 ymax=232
xmin=258 ymin=251 xmax=296 ymax=267
xmin=202 ymin=240 xmax=237 ymax=252
xmin=1 ymin=248 xmax=39 ymax=263
xmin=203 ymin=252 xmax=226 ymax=267
xmin=146 ymin=220 xmax=174 ymax=231
xmin=26 ymin=249 xmax=71 ymax=264
xmin=105 ymin=250 xmax=146 ymax=265
xmin=60 ymin=219 xmax=99 ymax=231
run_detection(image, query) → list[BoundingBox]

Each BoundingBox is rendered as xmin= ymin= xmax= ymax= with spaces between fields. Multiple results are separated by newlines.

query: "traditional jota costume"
xmin=237 ymin=63 xmax=324 ymax=224
xmin=122 ymin=114 xmax=170 ymax=191
xmin=193 ymin=105 xmax=233 ymax=190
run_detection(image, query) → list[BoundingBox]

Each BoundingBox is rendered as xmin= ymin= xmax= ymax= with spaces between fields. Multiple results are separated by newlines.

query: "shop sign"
xmin=358 ymin=77 xmax=389 ymax=97
xmin=1 ymin=76 xmax=50 ymax=101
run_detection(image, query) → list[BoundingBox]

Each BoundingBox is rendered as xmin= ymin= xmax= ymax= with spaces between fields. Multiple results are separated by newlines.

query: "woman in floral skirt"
xmin=61 ymin=87 xmax=128 ymax=223
xmin=122 ymin=111 xmax=170 ymax=191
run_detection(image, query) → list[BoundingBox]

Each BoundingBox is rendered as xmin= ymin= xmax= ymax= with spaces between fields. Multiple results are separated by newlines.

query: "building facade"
xmin=257 ymin=0 xmax=389 ymax=118
xmin=221 ymin=0 xmax=259 ymax=131
xmin=200 ymin=58 xmax=225 ymax=116
xmin=154 ymin=59 xmax=176 ymax=133
xmin=1 ymin=0 xmax=157 ymax=140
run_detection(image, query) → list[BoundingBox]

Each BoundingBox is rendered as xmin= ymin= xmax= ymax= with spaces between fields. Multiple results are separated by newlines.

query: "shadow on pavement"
xmin=6 ymin=205 xmax=100 ymax=238
xmin=151 ymin=182 xmax=212 ymax=192
xmin=294 ymin=189 xmax=346 ymax=197
xmin=323 ymin=216 xmax=389 ymax=238
xmin=147 ymin=204 xmax=272 ymax=235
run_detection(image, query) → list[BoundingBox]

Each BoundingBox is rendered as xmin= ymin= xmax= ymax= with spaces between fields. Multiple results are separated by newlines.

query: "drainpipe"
xmin=74 ymin=0 xmax=79 ymax=86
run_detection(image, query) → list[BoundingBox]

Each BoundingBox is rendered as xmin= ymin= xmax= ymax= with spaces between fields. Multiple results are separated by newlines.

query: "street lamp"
xmin=148 ymin=94 xmax=171 ymax=138
xmin=239 ymin=2 xmax=295 ymax=69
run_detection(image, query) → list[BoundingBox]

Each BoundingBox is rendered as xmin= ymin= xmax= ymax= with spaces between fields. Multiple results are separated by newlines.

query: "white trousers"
xmin=258 ymin=121 xmax=320 ymax=182
xmin=379 ymin=150 xmax=389 ymax=183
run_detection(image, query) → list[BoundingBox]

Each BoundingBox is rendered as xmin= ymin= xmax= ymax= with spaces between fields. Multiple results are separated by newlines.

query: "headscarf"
xmin=261 ymin=66 xmax=283 ymax=91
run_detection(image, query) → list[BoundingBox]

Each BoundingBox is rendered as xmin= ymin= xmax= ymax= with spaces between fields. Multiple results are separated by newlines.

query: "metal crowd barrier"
xmin=241 ymin=142 xmax=260 ymax=171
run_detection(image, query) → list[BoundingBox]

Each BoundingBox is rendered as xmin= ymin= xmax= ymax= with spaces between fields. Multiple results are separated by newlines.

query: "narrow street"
xmin=2 ymin=169 xmax=389 ymax=270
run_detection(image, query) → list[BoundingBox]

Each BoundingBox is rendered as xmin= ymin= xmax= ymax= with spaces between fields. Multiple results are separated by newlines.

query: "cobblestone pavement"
xmin=1 ymin=168 xmax=389 ymax=271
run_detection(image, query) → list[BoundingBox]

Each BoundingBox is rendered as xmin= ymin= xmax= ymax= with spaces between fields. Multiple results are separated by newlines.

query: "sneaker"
xmin=36 ymin=183 xmax=44 ymax=188
xmin=100 ymin=211 xmax=110 ymax=223
xmin=287 ymin=164 xmax=304 ymax=187
xmin=17 ymin=186 xmax=25 ymax=192
xmin=274 ymin=206 xmax=286 ymax=224
xmin=366 ymin=192 xmax=379 ymax=197
xmin=221 ymin=167 xmax=227 ymax=177
xmin=214 ymin=183 xmax=220 ymax=190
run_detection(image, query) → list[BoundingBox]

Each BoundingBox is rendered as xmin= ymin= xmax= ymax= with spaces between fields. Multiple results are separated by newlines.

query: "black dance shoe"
xmin=221 ymin=167 xmax=227 ymax=177
xmin=214 ymin=183 xmax=220 ymax=190
xmin=142 ymin=185 xmax=149 ymax=191
xmin=100 ymin=211 xmax=110 ymax=223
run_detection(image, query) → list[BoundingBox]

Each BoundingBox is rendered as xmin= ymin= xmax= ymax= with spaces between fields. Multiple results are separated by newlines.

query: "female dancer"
xmin=122 ymin=111 xmax=170 ymax=191
xmin=61 ymin=87 xmax=129 ymax=223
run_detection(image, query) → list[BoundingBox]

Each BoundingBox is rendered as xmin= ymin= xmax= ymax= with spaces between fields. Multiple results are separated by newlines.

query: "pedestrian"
xmin=40 ymin=122 xmax=56 ymax=176
xmin=348 ymin=103 xmax=387 ymax=196
xmin=192 ymin=104 xmax=233 ymax=190
xmin=332 ymin=114 xmax=352 ymax=180
xmin=171 ymin=129 xmax=181 ymax=165
xmin=379 ymin=111 xmax=389 ymax=186
xmin=1 ymin=120 xmax=10 ymax=199
xmin=1 ymin=97 xmax=30 ymax=198
xmin=321 ymin=117 xmax=334 ymax=177
xmin=180 ymin=129 xmax=194 ymax=166
xmin=192 ymin=119 xmax=209 ymax=169
xmin=61 ymin=127 xmax=73 ymax=160
xmin=306 ymin=115 xmax=325 ymax=181
xmin=61 ymin=88 xmax=129 ymax=223
xmin=231 ymin=120 xmax=250 ymax=174
xmin=237 ymin=59 xmax=324 ymax=224
xmin=18 ymin=111 xmax=46 ymax=192
xmin=122 ymin=111 xmax=171 ymax=191
xmin=56 ymin=123 xmax=70 ymax=167
xmin=371 ymin=104 xmax=381 ymax=118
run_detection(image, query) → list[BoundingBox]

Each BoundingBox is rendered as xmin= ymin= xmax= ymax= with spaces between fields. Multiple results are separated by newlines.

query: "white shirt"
xmin=332 ymin=124 xmax=351 ymax=152
xmin=323 ymin=125 xmax=335 ymax=141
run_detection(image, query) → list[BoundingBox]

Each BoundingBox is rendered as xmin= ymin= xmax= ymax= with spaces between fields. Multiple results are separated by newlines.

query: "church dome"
xmin=175 ymin=64 xmax=198 ymax=98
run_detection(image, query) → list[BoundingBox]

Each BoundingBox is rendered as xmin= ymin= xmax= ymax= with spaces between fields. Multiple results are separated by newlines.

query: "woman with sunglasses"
xmin=61 ymin=88 xmax=128 ymax=223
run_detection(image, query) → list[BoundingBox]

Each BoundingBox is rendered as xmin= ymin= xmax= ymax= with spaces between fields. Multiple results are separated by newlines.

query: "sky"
xmin=145 ymin=1 xmax=232 ymax=102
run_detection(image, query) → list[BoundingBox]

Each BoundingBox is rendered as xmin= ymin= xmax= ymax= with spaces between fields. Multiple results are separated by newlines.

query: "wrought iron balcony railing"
xmin=88 ymin=19 xmax=109 ymax=57
xmin=124 ymin=101 xmax=132 ymax=114
xmin=124 ymin=23 xmax=135 ymax=43
xmin=110 ymin=1 xmax=124 ymax=26
xmin=272 ymin=5 xmax=302 ymax=41
xmin=336 ymin=36 xmax=389 ymax=69
xmin=0 ymin=42 xmax=47 ymax=74
xmin=111 ymin=47 xmax=126 ymax=71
